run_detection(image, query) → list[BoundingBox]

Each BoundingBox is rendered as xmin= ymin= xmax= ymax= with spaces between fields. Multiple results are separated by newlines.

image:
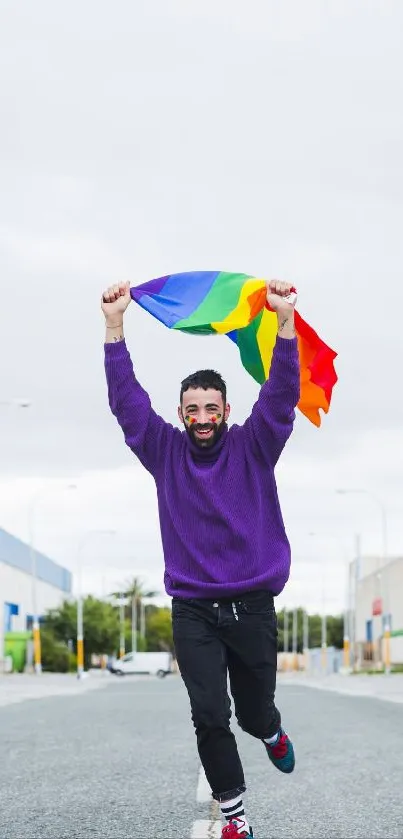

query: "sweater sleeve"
xmin=242 ymin=336 xmax=300 ymax=466
xmin=104 ymin=340 xmax=175 ymax=476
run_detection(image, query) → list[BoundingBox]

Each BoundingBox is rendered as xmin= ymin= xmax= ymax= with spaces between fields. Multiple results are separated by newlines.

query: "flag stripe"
xmin=256 ymin=307 xmax=278 ymax=379
xmin=295 ymin=311 xmax=338 ymax=404
xmin=175 ymin=272 xmax=253 ymax=331
xmin=234 ymin=311 xmax=266 ymax=384
xmin=211 ymin=279 xmax=266 ymax=334
xmin=133 ymin=271 xmax=220 ymax=328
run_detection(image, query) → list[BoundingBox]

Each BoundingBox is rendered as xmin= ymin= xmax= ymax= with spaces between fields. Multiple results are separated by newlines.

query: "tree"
xmin=44 ymin=596 xmax=121 ymax=667
xmin=306 ymin=613 xmax=322 ymax=649
xmin=112 ymin=577 xmax=158 ymax=650
xmin=112 ymin=575 xmax=158 ymax=605
xmin=111 ymin=575 xmax=159 ymax=637
xmin=146 ymin=608 xmax=174 ymax=654
xmin=327 ymin=614 xmax=344 ymax=649
xmin=124 ymin=624 xmax=147 ymax=653
xmin=276 ymin=607 xmax=343 ymax=652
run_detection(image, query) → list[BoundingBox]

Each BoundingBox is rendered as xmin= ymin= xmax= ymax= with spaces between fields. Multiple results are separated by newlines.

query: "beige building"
xmin=352 ymin=555 xmax=403 ymax=667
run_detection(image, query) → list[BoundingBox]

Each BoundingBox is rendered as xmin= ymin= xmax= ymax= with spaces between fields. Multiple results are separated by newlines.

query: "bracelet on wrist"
xmin=105 ymin=323 xmax=123 ymax=329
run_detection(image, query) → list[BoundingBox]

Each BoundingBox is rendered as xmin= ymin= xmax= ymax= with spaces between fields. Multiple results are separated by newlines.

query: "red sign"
xmin=372 ymin=598 xmax=382 ymax=616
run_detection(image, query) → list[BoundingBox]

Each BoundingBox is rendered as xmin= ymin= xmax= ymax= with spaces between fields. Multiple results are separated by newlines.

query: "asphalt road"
xmin=0 ymin=674 xmax=402 ymax=838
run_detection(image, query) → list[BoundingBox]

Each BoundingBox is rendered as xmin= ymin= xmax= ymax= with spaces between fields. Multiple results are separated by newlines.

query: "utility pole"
xmin=292 ymin=608 xmax=298 ymax=670
xmin=283 ymin=608 xmax=289 ymax=671
xmin=131 ymin=596 xmax=137 ymax=657
xmin=343 ymin=556 xmax=351 ymax=671
xmin=352 ymin=532 xmax=360 ymax=672
xmin=119 ymin=593 xmax=125 ymax=659
xmin=140 ymin=599 xmax=146 ymax=640
xmin=303 ymin=609 xmax=309 ymax=672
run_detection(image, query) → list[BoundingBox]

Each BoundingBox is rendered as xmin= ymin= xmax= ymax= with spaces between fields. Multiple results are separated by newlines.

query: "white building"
xmin=352 ymin=554 xmax=403 ymax=667
xmin=0 ymin=526 xmax=72 ymax=662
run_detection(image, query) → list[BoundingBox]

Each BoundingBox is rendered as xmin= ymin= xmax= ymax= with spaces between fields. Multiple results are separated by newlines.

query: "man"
xmin=102 ymin=278 xmax=300 ymax=839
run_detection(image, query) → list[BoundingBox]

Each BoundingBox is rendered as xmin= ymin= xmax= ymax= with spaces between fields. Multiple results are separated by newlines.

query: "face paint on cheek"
xmin=184 ymin=415 xmax=196 ymax=425
xmin=211 ymin=414 xmax=222 ymax=424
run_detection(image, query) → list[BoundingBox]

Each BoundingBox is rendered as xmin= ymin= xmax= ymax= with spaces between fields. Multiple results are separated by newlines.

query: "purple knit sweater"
xmin=104 ymin=336 xmax=300 ymax=599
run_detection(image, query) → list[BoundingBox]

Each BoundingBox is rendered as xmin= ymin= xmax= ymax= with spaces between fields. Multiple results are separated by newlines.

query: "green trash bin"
xmin=4 ymin=631 xmax=32 ymax=673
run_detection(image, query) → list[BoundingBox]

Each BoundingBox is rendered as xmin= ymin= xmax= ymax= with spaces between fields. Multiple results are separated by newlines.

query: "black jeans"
xmin=172 ymin=590 xmax=280 ymax=802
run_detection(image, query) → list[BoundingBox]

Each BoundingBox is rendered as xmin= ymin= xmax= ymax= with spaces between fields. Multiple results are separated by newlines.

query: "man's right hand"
xmin=101 ymin=281 xmax=132 ymax=325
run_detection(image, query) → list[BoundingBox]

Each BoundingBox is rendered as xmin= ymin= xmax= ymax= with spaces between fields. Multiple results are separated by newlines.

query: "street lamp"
xmin=28 ymin=482 xmax=77 ymax=674
xmin=76 ymin=529 xmax=116 ymax=679
xmin=336 ymin=489 xmax=391 ymax=674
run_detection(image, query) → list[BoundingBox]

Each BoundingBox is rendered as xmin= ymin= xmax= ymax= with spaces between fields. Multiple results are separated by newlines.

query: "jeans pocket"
xmin=239 ymin=590 xmax=275 ymax=616
xmin=172 ymin=598 xmax=198 ymax=621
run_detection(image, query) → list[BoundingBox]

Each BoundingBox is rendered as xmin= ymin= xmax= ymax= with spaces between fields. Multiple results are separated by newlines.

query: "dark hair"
xmin=180 ymin=369 xmax=227 ymax=404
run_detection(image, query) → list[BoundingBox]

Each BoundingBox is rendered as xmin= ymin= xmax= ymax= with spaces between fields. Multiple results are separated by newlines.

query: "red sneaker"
xmin=221 ymin=818 xmax=253 ymax=837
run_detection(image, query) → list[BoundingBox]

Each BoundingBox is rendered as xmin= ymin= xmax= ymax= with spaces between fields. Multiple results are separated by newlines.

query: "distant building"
xmin=0 ymin=527 xmax=72 ymax=662
xmin=351 ymin=555 xmax=403 ymax=667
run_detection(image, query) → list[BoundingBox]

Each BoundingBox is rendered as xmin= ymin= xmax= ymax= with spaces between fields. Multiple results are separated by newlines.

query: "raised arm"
xmin=242 ymin=280 xmax=300 ymax=466
xmin=102 ymin=282 xmax=175 ymax=476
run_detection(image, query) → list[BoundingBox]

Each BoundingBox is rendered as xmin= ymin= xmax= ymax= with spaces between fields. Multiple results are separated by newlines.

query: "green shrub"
xmin=40 ymin=628 xmax=70 ymax=673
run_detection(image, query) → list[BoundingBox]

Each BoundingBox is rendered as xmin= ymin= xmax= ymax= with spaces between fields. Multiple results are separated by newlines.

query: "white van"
xmin=109 ymin=651 xmax=172 ymax=678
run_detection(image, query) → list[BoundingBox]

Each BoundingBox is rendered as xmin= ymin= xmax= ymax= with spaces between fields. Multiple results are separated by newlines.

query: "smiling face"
xmin=178 ymin=387 xmax=230 ymax=448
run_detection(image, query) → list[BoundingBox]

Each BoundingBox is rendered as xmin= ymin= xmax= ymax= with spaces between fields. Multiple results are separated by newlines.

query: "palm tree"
xmin=111 ymin=576 xmax=159 ymax=645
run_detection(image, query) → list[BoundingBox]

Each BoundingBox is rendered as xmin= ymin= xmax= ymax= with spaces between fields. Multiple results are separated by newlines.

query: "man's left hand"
xmin=266 ymin=280 xmax=297 ymax=314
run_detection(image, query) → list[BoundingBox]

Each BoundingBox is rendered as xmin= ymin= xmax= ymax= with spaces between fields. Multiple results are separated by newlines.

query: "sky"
xmin=1 ymin=0 xmax=402 ymax=615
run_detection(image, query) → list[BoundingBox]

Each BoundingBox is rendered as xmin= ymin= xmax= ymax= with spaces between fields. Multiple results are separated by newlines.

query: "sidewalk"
xmin=0 ymin=670 xmax=115 ymax=708
xmin=2 ymin=670 xmax=403 ymax=709
xmin=278 ymin=671 xmax=403 ymax=704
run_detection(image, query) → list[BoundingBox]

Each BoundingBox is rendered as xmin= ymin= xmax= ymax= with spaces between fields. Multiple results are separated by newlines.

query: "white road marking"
xmin=192 ymin=766 xmax=221 ymax=837
xmin=191 ymin=819 xmax=221 ymax=838
xmin=196 ymin=767 xmax=213 ymax=802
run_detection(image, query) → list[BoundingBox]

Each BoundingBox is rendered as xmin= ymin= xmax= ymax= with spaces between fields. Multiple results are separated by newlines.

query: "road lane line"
xmin=196 ymin=767 xmax=212 ymax=803
xmin=191 ymin=818 xmax=221 ymax=838
xmin=192 ymin=766 xmax=221 ymax=837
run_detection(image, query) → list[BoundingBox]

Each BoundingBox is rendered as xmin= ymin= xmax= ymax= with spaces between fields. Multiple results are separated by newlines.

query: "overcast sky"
xmin=1 ymin=0 xmax=402 ymax=614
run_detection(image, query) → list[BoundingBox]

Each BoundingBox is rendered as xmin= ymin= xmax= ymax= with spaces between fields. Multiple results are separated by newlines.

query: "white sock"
xmin=264 ymin=730 xmax=280 ymax=746
xmin=220 ymin=795 xmax=250 ymax=834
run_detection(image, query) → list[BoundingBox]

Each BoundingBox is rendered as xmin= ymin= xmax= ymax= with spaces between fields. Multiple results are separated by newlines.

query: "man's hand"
xmin=101 ymin=281 xmax=132 ymax=326
xmin=266 ymin=280 xmax=297 ymax=340
xmin=266 ymin=280 xmax=297 ymax=314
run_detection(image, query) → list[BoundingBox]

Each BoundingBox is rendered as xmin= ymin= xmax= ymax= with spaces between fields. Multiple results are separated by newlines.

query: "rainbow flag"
xmin=130 ymin=271 xmax=338 ymax=427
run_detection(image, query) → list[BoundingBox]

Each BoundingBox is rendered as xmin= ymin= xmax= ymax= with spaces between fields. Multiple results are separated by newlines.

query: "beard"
xmin=185 ymin=420 xmax=224 ymax=448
